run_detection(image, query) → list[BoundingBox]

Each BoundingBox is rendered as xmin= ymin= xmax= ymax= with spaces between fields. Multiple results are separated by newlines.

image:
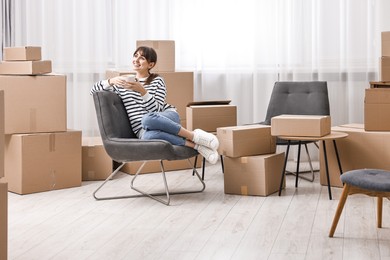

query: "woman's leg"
xmin=141 ymin=111 xmax=182 ymax=135
xmin=141 ymin=111 xmax=219 ymax=164
xmin=142 ymin=130 xmax=186 ymax=146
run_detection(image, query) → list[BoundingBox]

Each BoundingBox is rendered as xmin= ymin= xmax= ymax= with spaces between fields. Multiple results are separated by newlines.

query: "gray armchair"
xmin=259 ymin=81 xmax=330 ymax=183
xmin=92 ymin=91 xmax=205 ymax=205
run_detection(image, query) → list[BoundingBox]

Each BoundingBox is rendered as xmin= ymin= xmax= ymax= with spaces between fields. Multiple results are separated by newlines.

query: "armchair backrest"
xmin=263 ymin=81 xmax=330 ymax=125
xmin=93 ymin=91 xmax=137 ymax=140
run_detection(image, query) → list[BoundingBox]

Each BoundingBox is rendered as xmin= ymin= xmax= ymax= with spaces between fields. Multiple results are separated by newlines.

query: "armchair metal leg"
xmin=93 ymin=159 xmax=206 ymax=206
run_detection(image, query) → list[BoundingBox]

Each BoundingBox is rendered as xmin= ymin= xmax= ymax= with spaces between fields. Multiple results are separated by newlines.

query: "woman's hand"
xmin=108 ymin=76 xmax=147 ymax=96
xmin=108 ymin=76 xmax=127 ymax=86
xmin=122 ymin=81 xmax=147 ymax=96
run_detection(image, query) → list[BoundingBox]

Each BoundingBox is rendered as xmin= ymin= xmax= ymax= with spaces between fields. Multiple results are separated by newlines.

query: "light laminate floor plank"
xmin=6 ymin=160 xmax=390 ymax=260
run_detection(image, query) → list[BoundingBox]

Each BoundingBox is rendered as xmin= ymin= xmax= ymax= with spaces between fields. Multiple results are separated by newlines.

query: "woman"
xmin=91 ymin=46 xmax=219 ymax=164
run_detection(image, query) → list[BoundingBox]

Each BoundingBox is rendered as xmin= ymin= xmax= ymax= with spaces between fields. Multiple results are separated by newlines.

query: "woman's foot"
xmin=193 ymin=129 xmax=219 ymax=150
xmin=196 ymin=144 xmax=219 ymax=164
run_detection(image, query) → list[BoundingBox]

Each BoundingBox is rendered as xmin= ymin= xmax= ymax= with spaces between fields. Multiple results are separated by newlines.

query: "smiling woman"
xmin=90 ymin=46 xmax=221 ymax=164
xmin=10 ymin=0 xmax=389 ymax=137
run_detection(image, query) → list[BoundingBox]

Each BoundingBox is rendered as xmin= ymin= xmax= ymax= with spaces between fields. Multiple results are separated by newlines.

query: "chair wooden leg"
xmin=329 ymin=184 xmax=350 ymax=237
xmin=377 ymin=196 xmax=383 ymax=228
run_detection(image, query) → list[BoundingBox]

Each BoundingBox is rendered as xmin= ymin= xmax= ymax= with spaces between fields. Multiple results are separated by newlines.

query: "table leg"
xmin=279 ymin=141 xmax=291 ymax=196
xmin=295 ymin=141 xmax=302 ymax=188
xmin=202 ymin=157 xmax=206 ymax=180
xmin=322 ymin=140 xmax=332 ymax=200
xmin=333 ymin=140 xmax=343 ymax=175
xmin=220 ymin=155 xmax=224 ymax=173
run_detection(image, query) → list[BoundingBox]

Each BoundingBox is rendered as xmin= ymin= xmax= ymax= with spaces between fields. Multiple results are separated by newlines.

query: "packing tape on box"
xmin=50 ymin=170 xmax=56 ymax=189
xmin=240 ymin=157 xmax=248 ymax=164
xmin=88 ymin=171 xmax=96 ymax=180
xmin=49 ymin=134 xmax=56 ymax=152
xmin=241 ymin=186 xmax=248 ymax=195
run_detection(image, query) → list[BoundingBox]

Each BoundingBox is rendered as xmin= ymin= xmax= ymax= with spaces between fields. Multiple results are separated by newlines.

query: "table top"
xmin=276 ymin=131 xmax=348 ymax=141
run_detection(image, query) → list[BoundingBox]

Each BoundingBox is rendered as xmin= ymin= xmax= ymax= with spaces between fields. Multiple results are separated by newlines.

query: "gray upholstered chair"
xmin=92 ymin=91 xmax=205 ymax=205
xmin=259 ymin=81 xmax=330 ymax=183
xmin=329 ymin=169 xmax=390 ymax=237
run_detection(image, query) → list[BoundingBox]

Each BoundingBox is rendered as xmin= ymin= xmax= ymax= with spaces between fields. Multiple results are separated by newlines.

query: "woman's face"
xmin=132 ymin=51 xmax=154 ymax=74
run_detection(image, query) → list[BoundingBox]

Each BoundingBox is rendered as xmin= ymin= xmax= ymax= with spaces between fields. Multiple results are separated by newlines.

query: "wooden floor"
xmin=7 ymin=161 xmax=390 ymax=260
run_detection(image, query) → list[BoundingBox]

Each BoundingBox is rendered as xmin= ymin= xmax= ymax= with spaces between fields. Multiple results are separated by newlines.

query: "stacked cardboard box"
xmin=82 ymin=137 xmax=112 ymax=181
xmin=186 ymin=101 xmax=237 ymax=132
xmin=271 ymin=115 xmax=331 ymax=137
xmin=364 ymin=32 xmax=390 ymax=131
xmin=0 ymin=181 xmax=7 ymax=260
xmin=319 ymin=31 xmax=390 ymax=187
xmin=0 ymin=46 xmax=82 ymax=194
xmin=320 ymin=124 xmax=390 ymax=187
xmin=364 ymin=82 xmax=390 ymax=131
xmin=0 ymin=89 xmax=7 ymax=260
xmin=363 ymin=32 xmax=390 ymax=131
xmin=381 ymin=32 xmax=390 ymax=81
xmin=105 ymin=40 xmax=203 ymax=174
xmin=217 ymin=125 xmax=285 ymax=196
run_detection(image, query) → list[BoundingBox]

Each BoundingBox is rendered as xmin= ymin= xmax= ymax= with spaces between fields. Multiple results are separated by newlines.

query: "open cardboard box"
xmin=186 ymin=100 xmax=237 ymax=132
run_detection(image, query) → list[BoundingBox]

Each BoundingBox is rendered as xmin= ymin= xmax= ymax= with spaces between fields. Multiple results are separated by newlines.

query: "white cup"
xmin=123 ymin=75 xmax=136 ymax=82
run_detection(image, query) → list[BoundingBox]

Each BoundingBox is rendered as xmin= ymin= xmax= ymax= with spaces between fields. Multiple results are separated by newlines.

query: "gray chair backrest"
xmin=93 ymin=91 xmax=137 ymax=140
xmin=263 ymin=81 xmax=330 ymax=125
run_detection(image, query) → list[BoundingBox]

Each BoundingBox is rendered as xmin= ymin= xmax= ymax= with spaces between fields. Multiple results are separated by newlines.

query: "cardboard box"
xmin=380 ymin=57 xmax=390 ymax=81
xmin=3 ymin=46 xmax=41 ymax=61
xmin=0 ymin=60 xmax=52 ymax=75
xmin=120 ymin=156 xmax=202 ymax=175
xmin=223 ymin=152 xmax=285 ymax=196
xmin=4 ymin=130 xmax=82 ymax=194
xmin=320 ymin=124 xmax=390 ymax=187
xmin=0 ymin=181 xmax=7 ymax=260
xmin=136 ymin=40 xmax=175 ymax=72
xmin=364 ymin=88 xmax=390 ymax=131
xmin=0 ymin=91 xmax=4 ymax=178
xmin=161 ymin=71 xmax=193 ymax=120
xmin=271 ymin=114 xmax=331 ymax=137
xmin=105 ymin=70 xmax=194 ymax=121
xmin=0 ymin=74 xmax=67 ymax=134
xmin=217 ymin=125 xmax=276 ymax=157
xmin=82 ymin=137 xmax=113 ymax=181
xmin=186 ymin=102 xmax=237 ymax=132
xmin=369 ymin=81 xmax=390 ymax=88
xmin=382 ymin=31 xmax=390 ymax=57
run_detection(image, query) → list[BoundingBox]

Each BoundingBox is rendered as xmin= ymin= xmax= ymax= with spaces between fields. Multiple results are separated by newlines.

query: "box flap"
xmin=369 ymin=81 xmax=390 ymax=88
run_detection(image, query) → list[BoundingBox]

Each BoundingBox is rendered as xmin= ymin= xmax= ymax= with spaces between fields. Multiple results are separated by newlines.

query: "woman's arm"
xmin=90 ymin=76 xmax=127 ymax=95
xmin=141 ymin=77 xmax=167 ymax=112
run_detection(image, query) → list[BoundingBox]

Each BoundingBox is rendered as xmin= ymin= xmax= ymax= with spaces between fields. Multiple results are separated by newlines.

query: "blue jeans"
xmin=140 ymin=110 xmax=186 ymax=146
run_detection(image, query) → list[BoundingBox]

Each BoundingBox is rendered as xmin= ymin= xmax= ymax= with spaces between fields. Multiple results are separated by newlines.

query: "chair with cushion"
xmin=329 ymin=169 xmax=390 ymax=237
xmin=92 ymin=91 xmax=205 ymax=205
xmin=259 ymin=81 xmax=330 ymax=183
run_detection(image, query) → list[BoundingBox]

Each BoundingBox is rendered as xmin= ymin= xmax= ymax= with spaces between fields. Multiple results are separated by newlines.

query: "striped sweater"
xmin=90 ymin=76 xmax=175 ymax=136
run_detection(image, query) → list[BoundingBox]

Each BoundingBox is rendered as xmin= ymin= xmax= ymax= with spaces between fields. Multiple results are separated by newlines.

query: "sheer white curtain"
xmin=12 ymin=0 xmax=389 ymax=137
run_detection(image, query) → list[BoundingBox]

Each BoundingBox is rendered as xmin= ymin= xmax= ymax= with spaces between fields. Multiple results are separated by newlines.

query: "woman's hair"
xmin=133 ymin=46 xmax=159 ymax=85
